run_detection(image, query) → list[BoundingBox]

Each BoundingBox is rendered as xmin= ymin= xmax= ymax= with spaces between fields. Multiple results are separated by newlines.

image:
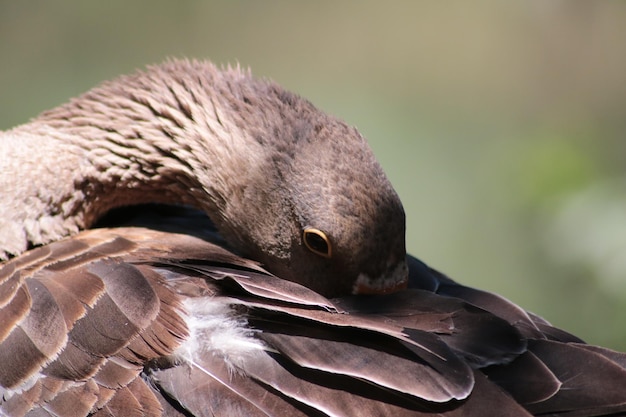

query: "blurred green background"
xmin=2 ymin=1 xmax=626 ymax=349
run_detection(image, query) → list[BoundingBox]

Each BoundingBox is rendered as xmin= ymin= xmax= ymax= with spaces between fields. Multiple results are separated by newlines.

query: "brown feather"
xmin=0 ymin=325 xmax=48 ymax=389
xmin=95 ymin=385 xmax=144 ymax=417
xmin=20 ymin=280 xmax=68 ymax=356
xmin=524 ymin=340 xmax=626 ymax=415
xmin=151 ymin=354 xmax=304 ymax=417
xmin=38 ymin=267 xmax=106 ymax=310
xmin=0 ymin=265 xmax=22 ymax=308
xmin=0 ymin=284 xmax=31 ymax=342
xmin=1 ymin=381 xmax=39 ymax=417
xmin=125 ymin=379 xmax=163 ymax=417
xmin=40 ymin=379 xmax=100 ymax=417
xmin=2 ymin=60 xmax=626 ymax=417
xmin=92 ymin=357 xmax=142 ymax=390
xmin=43 ymin=341 xmax=105 ymax=381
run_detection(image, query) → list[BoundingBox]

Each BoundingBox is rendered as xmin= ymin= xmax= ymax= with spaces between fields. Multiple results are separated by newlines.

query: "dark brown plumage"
xmin=1 ymin=60 xmax=626 ymax=416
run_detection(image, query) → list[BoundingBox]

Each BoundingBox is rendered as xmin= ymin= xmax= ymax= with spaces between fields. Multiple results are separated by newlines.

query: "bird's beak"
xmin=353 ymin=261 xmax=409 ymax=295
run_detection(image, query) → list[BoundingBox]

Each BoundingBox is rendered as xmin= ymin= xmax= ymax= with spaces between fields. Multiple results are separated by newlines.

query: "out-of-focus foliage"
xmin=2 ymin=1 xmax=626 ymax=348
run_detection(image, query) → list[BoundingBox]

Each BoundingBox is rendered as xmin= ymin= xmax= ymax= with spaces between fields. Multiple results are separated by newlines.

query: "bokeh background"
xmin=2 ymin=1 xmax=626 ymax=349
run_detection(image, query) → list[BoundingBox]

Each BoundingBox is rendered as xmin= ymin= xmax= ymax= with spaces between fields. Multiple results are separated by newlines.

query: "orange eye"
xmin=303 ymin=228 xmax=332 ymax=258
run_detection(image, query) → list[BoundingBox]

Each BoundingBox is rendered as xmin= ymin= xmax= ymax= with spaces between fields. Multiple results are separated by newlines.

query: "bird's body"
xmin=1 ymin=60 xmax=626 ymax=416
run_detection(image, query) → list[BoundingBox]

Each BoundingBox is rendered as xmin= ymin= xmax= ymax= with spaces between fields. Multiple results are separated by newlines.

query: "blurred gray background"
xmin=2 ymin=1 xmax=626 ymax=349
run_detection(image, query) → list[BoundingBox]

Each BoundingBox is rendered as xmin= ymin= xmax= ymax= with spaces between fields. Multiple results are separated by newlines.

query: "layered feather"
xmin=1 ymin=210 xmax=626 ymax=416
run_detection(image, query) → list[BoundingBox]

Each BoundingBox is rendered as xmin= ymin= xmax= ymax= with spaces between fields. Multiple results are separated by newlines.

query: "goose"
xmin=1 ymin=59 xmax=626 ymax=417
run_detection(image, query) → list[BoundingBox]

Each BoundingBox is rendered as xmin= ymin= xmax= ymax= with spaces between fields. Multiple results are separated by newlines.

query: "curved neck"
xmin=0 ymin=64 xmax=268 ymax=260
xmin=0 ymin=129 xmax=201 ymax=259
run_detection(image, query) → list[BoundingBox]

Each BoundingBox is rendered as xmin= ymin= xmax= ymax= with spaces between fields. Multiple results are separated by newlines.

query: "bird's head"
xmin=201 ymin=74 xmax=409 ymax=297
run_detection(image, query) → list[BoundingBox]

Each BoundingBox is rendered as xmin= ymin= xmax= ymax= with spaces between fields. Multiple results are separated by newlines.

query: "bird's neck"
xmin=0 ymin=94 xmax=262 ymax=260
xmin=0 ymin=129 xmax=174 ymax=259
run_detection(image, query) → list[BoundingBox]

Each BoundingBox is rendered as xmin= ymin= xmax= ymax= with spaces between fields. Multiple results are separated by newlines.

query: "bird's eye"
xmin=303 ymin=228 xmax=332 ymax=258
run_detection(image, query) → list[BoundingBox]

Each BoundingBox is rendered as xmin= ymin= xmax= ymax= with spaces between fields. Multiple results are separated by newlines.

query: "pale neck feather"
xmin=0 ymin=63 xmax=266 ymax=260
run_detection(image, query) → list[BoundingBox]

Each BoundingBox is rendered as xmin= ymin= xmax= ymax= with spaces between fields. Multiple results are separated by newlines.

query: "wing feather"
xmin=1 ymin=219 xmax=626 ymax=416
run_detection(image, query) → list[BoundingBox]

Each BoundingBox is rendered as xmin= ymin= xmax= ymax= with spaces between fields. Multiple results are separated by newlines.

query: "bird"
xmin=1 ymin=59 xmax=625 ymax=417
